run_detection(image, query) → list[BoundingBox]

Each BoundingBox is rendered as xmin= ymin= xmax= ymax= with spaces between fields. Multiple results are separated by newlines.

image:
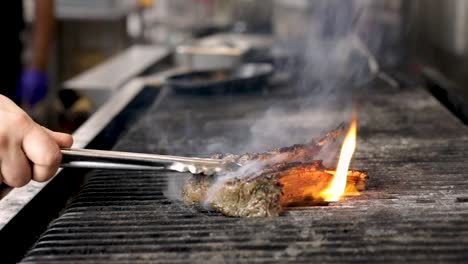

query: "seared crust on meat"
xmin=183 ymin=160 xmax=367 ymax=217
xmin=183 ymin=123 xmax=368 ymax=217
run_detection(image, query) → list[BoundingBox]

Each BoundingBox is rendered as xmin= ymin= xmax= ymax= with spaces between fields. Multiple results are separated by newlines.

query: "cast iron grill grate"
xmin=21 ymin=84 xmax=468 ymax=263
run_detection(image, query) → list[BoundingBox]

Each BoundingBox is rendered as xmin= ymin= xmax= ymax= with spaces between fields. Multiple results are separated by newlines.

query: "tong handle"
xmin=60 ymin=148 xmax=166 ymax=170
xmin=60 ymin=148 xmax=228 ymax=174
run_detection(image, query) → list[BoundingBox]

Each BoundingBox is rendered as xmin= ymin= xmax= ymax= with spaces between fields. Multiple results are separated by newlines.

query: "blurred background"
xmin=17 ymin=0 xmax=468 ymax=132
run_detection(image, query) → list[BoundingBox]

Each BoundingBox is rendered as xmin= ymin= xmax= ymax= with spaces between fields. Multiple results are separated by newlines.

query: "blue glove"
xmin=16 ymin=68 xmax=48 ymax=107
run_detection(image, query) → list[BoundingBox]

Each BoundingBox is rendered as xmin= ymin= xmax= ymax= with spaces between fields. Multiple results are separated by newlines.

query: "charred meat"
xmin=183 ymin=160 xmax=367 ymax=217
xmin=211 ymin=123 xmax=345 ymax=165
xmin=182 ymin=124 xmax=368 ymax=217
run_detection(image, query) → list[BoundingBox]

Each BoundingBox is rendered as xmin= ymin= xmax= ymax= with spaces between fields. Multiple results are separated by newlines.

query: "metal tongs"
xmin=60 ymin=148 xmax=240 ymax=175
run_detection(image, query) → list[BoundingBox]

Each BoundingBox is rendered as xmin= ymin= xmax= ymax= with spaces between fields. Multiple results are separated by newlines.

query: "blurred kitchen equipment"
xmin=230 ymin=0 xmax=273 ymax=33
xmin=175 ymin=45 xmax=243 ymax=70
xmin=166 ymin=63 xmax=273 ymax=95
xmin=408 ymin=0 xmax=468 ymax=57
xmin=64 ymin=45 xmax=170 ymax=110
xmin=175 ymin=33 xmax=274 ymax=70
xmin=197 ymin=34 xmax=273 ymax=51
xmin=199 ymin=33 xmax=275 ymax=63
xmin=407 ymin=0 xmax=468 ymax=91
xmin=142 ymin=0 xmax=231 ymax=45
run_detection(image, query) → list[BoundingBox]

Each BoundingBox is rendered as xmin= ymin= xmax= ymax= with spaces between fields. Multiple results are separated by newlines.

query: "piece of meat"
xmin=183 ymin=123 xmax=367 ymax=218
xmin=277 ymin=163 xmax=368 ymax=207
xmin=212 ymin=123 xmax=345 ymax=165
xmin=182 ymin=160 xmax=368 ymax=217
xmin=183 ymin=173 xmax=282 ymax=217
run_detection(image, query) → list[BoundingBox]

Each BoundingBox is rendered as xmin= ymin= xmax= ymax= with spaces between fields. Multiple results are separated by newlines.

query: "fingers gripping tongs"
xmin=60 ymin=148 xmax=240 ymax=175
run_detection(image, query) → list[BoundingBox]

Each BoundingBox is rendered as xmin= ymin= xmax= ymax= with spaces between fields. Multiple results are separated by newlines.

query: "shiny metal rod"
xmin=60 ymin=148 xmax=239 ymax=175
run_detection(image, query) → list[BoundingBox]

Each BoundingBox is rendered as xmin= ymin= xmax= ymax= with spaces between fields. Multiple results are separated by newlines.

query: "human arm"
xmin=31 ymin=0 xmax=54 ymax=70
xmin=17 ymin=0 xmax=55 ymax=106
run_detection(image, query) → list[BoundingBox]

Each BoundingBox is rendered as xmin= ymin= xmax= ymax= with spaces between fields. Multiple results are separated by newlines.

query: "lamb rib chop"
xmin=182 ymin=124 xmax=368 ymax=217
xmin=211 ymin=123 xmax=345 ymax=165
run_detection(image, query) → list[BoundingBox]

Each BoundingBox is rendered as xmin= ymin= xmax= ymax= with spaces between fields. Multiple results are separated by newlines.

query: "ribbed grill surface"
xmin=22 ymin=84 xmax=468 ymax=263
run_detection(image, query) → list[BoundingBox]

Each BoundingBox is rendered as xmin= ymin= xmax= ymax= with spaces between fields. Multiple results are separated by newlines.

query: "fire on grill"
xmin=182 ymin=116 xmax=368 ymax=217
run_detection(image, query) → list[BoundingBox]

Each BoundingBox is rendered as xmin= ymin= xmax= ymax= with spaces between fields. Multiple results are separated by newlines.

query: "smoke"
xmin=168 ymin=1 xmax=387 ymax=204
xmin=228 ymin=0 xmax=379 ymax=159
xmin=200 ymin=0 xmax=382 ymax=163
xmin=298 ymin=0 xmax=376 ymax=91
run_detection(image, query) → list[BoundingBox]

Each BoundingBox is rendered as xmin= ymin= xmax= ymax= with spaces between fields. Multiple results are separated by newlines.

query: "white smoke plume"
xmin=168 ymin=0 xmax=388 ymax=204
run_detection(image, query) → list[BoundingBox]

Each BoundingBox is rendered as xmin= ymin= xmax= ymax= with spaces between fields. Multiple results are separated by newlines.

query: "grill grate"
xmin=21 ymin=83 xmax=468 ymax=263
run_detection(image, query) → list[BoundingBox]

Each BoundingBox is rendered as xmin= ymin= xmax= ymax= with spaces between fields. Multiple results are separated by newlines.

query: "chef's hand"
xmin=16 ymin=68 xmax=48 ymax=107
xmin=0 ymin=95 xmax=73 ymax=187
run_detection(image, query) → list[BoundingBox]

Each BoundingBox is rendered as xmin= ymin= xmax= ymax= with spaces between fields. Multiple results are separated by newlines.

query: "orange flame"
xmin=320 ymin=114 xmax=357 ymax=201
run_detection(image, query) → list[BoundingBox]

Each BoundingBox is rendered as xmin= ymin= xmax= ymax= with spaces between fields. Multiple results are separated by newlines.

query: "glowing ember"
xmin=320 ymin=114 xmax=357 ymax=201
